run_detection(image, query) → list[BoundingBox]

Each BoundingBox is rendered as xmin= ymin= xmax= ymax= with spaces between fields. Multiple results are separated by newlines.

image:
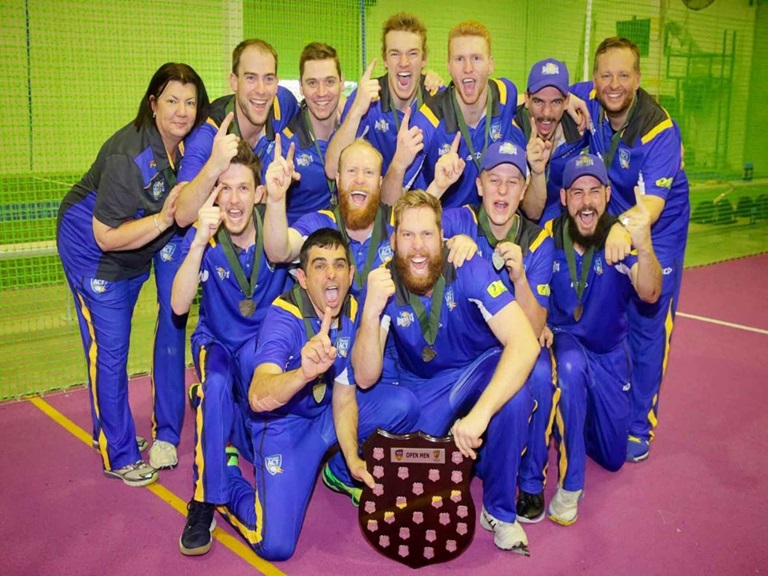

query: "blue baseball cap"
xmin=562 ymin=154 xmax=609 ymax=188
xmin=527 ymin=58 xmax=569 ymax=96
xmin=480 ymin=141 xmax=527 ymax=176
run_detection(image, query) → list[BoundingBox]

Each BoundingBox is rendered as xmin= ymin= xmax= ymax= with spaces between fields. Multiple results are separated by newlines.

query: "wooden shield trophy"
xmin=358 ymin=430 xmax=476 ymax=568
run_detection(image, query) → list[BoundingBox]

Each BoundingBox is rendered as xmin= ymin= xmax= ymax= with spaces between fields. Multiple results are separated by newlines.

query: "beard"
xmin=395 ymin=248 xmax=444 ymax=296
xmin=567 ymin=210 xmax=612 ymax=250
xmin=338 ymin=184 xmax=380 ymax=231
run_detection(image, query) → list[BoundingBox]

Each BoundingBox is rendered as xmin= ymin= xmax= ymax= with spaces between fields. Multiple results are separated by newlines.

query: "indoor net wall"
xmin=0 ymin=0 xmax=765 ymax=399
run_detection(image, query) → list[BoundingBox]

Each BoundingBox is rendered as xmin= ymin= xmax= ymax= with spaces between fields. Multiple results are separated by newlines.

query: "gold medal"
xmin=573 ymin=303 xmax=583 ymax=322
xmin=422 ymin=345 xmax=437 ymax=362
xmin=312 ymin=382 xmax=327 ymax=404
xmin=239 ymin=299 xmax=256 ymax=317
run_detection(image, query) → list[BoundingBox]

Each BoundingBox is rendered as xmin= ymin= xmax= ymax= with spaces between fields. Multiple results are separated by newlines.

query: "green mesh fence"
xmin=1 ymin=0 xmax=766 ymax=399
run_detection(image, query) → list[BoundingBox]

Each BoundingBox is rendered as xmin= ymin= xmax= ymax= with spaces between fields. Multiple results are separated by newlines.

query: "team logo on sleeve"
xmin=619 ymin=149 xmax=630 ymax=169
xmin=375 ymin=118 xmax=390 ymax=133
xmin=296 ymin=153 xmax=312 ymax=167
xmin=444 ymin=287 xmax=457 ymax=311
xmin=160 ymin=243 xmax=175 ymax=262
xmin=336 ymin=336 xmax=351 ymax=358
xmin=486 ymin=280 xmax=507 ymax=298
xmin=537 ymin=284 xmax=551 ymax=296
xmin=90 ymin=279 xmax=108 ymax=294
xmin=265 ymin=454 xmax=283 ymax=475
xmin=655 ymin=177 xmax=673 ymax=189
xmin=397 ymin=311 xmax=415 ymax=327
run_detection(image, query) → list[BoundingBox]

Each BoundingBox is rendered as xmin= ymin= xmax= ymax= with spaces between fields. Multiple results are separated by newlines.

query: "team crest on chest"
xmin=378 ymin=244 xmax=394 ymax=263
xmin=150 ymin=179 xmax=165 ymax=200
xmin=490 ymin=121 xmax=501 ymax=141
xmin=216 ymin=266 xmax=230 ymax=280
xmin=619 ymin=149 xmax=630 ymax=170
xmin=265 ymin=454 xmax=283 ymax=475
xmin=296 ymin=153 xmax=312 ymax=167
xmin=553 ymin=261 xmax=560 ymax=273
xmin=375 ymin=118 xmax=390 ymax=133
xmin=438 ymin=143 xmax=452 ymax=156
xmin=397 ymin=310 xmax=415 ymax=328
xmin=336 ymin=336 xmax=351 ymax=358
xmin=594 ymin=256 xmax=604 ymax=275
xmin=444 ymin=287 xmax=457 ymax=311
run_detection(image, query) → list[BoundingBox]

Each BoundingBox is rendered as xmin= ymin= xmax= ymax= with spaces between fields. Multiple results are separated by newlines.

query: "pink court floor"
xmin=2 ymin=255 xmax=767 ymax=576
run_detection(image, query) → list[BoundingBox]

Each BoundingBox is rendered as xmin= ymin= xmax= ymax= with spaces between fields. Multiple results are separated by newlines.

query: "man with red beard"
xmin=213 ymin=228 xmax=418 ymax=560
xmin=352 ymin=190 xmax=540 ymax=554
xmin=175 ymin=38 xmax=299 ymax=227
xmin=171 ymin=142 xmax=292 ymax=556
xmin=325 ymin=12 xmax=443 ymax=185
xmin=440 ymin=140 xmax=556 ymax=524
xmin=541 ymin=154 xmax=661 ymax=526
xmin=514 ymin=59 xmax=587 ymax=223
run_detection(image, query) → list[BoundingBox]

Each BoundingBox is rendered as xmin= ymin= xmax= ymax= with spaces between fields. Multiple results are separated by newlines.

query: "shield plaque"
xmin=358 ymin=429 xmax=475 ymax=568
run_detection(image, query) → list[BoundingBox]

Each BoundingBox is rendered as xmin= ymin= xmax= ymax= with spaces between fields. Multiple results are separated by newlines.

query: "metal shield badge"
xmin=358 ymin=430 xmax=475 ymax=568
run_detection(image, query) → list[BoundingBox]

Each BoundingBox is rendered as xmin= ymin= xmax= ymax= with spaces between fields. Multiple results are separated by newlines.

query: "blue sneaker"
xmin=321 ymin=462 xmax=362 ymax=506
xmin=626 ymin=436 xmax=650 ymax=463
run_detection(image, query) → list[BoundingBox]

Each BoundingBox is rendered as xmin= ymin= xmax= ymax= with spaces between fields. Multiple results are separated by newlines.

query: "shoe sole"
xmin=150 ymin=460 xmax=178 ymax=470
xmin=547 ymin=511 xmax=577 ymax=526
xmin=627 ymin=450 xmax=650 ymax=463
xmin=179 ymin=518 xmax=217 ymax=556
xmin=517 ymin=510 xmax=545 ymax=524
xmin=103 ymin=469 xmax=158 ymax=488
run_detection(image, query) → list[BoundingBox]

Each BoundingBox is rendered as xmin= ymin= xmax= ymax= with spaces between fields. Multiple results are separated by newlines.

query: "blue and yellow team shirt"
xmin=254 ymin=287 xmax=358 ymax=419
xmin=545 ymin=214 xmax=638 ymax=353
xmin=442 ymin=205 xmax=554 ymax=308
xmin=403 ymin=78 xmax=527 ymax=209
xmin=374 ymin=253 xmax=514 ymax=380
xmin=179 ymin=87 xmax=300 ymax=182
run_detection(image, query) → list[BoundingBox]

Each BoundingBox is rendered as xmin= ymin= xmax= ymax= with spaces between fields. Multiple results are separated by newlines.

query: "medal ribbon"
xmin=390 ymin=84 xmax=424 ymax=132
xmin=562 ymin=221 xmax=594 ymax=314
xmin=301 ymin=105 xmax=338 ymax=202
xmin=333 ymin=205 xmax=386 ymax=291
xmin=224 ymin=98 xmax=243 ymax=138
xmin=477 ymin=205 xmax=520 ymax=248
xmin=451 ymin=86 xmax=493 ymax=171
xmin=407 ymin=275 xmax=446 ymax=348
xmin=215 ymin=207 xmax=263 ymax=299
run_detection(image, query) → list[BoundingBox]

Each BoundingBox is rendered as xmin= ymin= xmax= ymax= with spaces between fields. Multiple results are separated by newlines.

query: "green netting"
xmin=1 ymin=0 xmax=766 ymax=399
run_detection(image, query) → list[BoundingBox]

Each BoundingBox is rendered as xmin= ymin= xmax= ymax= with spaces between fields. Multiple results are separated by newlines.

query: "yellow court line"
xmin=27 ymin=396 xmax=286 ymax=576
xmin=677 ymin=312 xmax=768 ymax=335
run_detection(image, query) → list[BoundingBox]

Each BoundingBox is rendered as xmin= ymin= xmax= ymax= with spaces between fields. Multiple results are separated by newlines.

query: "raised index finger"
xmin=318 ymin=306 xmax=333 ymax=337
xmin=528 ymin=117 xmax=539 ymax=143
xmin=273 ymin=133 xmax=283 ymax=159
xmin=399 ymin=105 xmax=411 ymax=134
xmin=217 ymin=112 xmax=234 ymax=137
xmin=362 ymin=58 xmax=377 ymax=81
xmin=450 ymin=132 xmax=461 ymax=154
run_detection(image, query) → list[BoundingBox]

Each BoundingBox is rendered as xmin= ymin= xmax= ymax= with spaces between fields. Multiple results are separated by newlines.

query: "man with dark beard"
xmin=352 ymin=190 xmax=540 ymax=554
xmin=540 ymin=153 xmax=661 ymax=526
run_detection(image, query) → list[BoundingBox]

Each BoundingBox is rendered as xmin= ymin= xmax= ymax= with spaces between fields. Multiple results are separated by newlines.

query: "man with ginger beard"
xmin=540 ymin=154 xmax=661 ymax=526
xmin=352 ymin=190 xmax=540 ymax=554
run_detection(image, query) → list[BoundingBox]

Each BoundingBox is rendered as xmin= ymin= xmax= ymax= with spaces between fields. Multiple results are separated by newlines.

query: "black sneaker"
xmin=516 ymin=490 xmax=545 ymax=524
xmin=188 ymin=383 xmax=200 ymax=412
xmin=179 ymin=500 xmax=217 ymax=556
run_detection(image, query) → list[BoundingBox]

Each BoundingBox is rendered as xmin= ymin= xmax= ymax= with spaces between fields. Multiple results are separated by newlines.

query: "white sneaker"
xmin=149 ymin=440 xmax=178 ymax=469
xmin=103 ymin=460 xmax=158 ymax=487
xmin=548 ymin=487 xmax=583 ymax=526
xmin=480 ymin=507 xmax=529 ymax=555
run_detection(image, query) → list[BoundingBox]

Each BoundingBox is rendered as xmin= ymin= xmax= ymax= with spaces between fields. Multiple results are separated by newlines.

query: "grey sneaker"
xmin=104 ymin=460 xmax=158 ymax=487
xmin=149 ymin=440 xmax=178 ymax=469
xmin=480 ymin=507 xmax=529 ymax=555
xmin=548 ymin=487 xmax=583 ymax=526
xmin=92 ymin=436 xmax=148 ymax=452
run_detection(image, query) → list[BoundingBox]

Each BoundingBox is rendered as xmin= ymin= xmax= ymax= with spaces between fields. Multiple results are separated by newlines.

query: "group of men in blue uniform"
xmin=166 ymin=13 xmax=688 ymax=562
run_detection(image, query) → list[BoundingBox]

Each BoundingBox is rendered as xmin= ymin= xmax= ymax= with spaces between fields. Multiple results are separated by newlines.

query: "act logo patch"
xmin=594 ymin=256 xmax=604 ymax=275
xmin=375 ymin=118 xmax=390 ymax=133
xmin=397 ymin=311 xmax=415 ymax=328
xmin=216 ymin=267 xmax=230 ymax=280
xmin=490 ymin=122 xmax=501 ymax=141
xmin=336 ymin=336 xmax=351 ymax=358
xmin=296 ymin=153 xmax=312 ymax=167
xmin=444 ymin=287 xmax=457 ymax=311
xmin=486 ymin=280 xmax=506 ymax=298
xmin=378 ymin=244 xmax=394 ymax=263
xmin=160 ymin=243 xmax=175 ymax=262
xmin=619 ymin=149 xmax=630 ymax=169
xmin=90 ymin=279 xmax=108 ymax=294
xmin=265 ymin=454 xmax=283 ymax=475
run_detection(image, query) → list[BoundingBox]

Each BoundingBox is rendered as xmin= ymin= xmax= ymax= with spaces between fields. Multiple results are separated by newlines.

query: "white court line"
xmin=677 ymin=311 xmax=768 ymax=335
